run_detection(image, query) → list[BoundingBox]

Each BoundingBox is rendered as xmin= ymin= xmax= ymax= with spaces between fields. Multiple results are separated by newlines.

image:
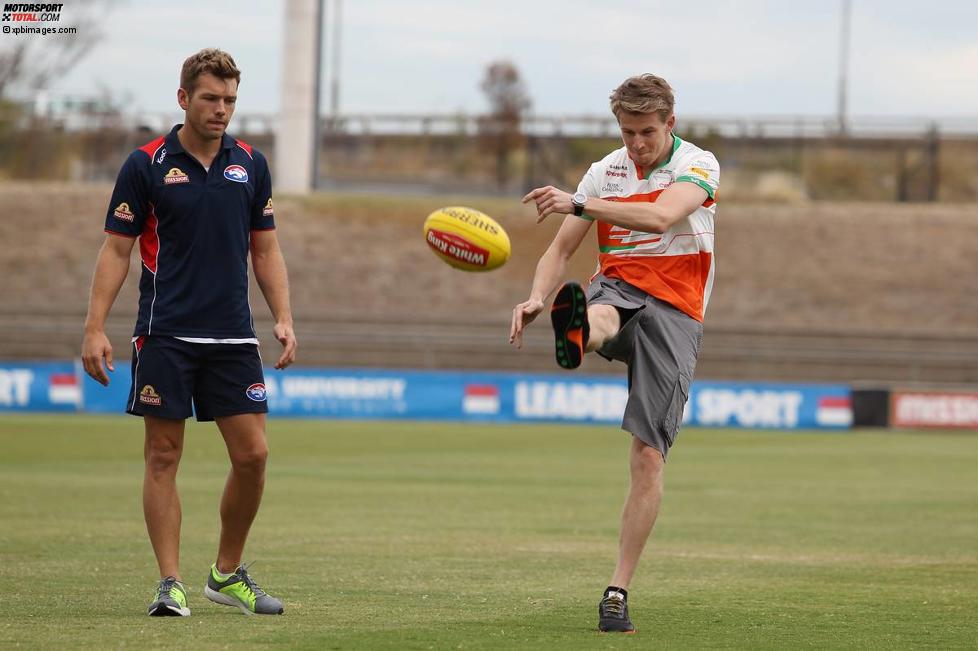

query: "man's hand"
xmin=522 ymin=186 xmax=574 ymax=223
xmin=510 ymin=298 xmax=545 ymax=349
xmin=273 ymin=322 xmax=297 ymax=369
xmin=81 ymin=329 xmax=114 ymax=386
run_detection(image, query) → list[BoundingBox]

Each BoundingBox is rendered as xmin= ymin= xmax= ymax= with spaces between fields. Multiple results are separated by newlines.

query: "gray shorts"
xmin=586 ymin=274 xmax=703 ymax=459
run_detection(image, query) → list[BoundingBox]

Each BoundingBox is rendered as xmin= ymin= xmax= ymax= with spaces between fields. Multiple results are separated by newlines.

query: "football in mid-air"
xmin=423 ymin=206 xmax=511 ymax=272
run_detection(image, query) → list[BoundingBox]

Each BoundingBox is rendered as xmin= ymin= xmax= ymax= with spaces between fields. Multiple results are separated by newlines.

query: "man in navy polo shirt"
xmin=81 ymin=48 xmax=297 ymax=617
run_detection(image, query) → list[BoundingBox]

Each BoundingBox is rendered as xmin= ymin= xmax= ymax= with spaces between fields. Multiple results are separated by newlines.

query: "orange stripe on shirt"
xmin=598 ymin=251 xmax=713 ymax=321
xmin=605 ymin=189 xmax=665 ymax=204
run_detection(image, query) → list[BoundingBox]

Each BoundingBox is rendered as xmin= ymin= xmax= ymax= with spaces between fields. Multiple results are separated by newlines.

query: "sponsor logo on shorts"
xmin=224 ymin=164 xmax=249 ymax=183
xmin=164 ymin=167 xmax=190 ymax=185
xmin=246 ymin=383 xmax=267 ymax=401
xmin=262 ymin=198 xmax=274 ymax=217
xmin=139 ymin=385 xmax=162 ymax=406
xmin=113 ymin=202 xmax=134 ymax=222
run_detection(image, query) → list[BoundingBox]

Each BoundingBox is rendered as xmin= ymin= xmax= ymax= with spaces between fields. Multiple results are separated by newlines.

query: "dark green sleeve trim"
xmin=675 ymin=176 xmax=715 ymax=199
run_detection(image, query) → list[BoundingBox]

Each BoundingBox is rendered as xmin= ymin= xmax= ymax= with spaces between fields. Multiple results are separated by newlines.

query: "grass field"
xmin=1 ymin=415 xmax=976 ymax=649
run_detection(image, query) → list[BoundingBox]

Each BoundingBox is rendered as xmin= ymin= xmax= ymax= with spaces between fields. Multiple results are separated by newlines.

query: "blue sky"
xmin=22 ymin=0 xmax=978 ymax=120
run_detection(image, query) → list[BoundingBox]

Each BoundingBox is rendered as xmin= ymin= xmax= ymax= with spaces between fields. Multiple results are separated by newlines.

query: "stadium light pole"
xmin=837 ymin=0 xmax=852 ymax=135
xmin=277 ymin=0 xmax=325 ymax=193
xmin=329 ymin=0 xmax=342 ymax=118
xmin=312 ymin=0 xmax=325 ymax=188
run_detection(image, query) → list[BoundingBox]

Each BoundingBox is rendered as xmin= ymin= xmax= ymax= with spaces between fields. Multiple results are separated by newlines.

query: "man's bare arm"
xmin=250 ymin=229 xmax=297 ymax=369
xmin=82 ymin=234 xmax=135 ymax=385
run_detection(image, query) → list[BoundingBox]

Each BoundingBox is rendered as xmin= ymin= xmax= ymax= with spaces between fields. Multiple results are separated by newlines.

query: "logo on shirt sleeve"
xmin=224 ymin=165 xmax=249 ymax=183
xmin=262 ymin=198 xmax=274 ymax=217
xmin=113 ymin=202 xmax=135 ymax=222
xmin=138 ymin=385 xmax=162 ymax=406
xmin=164 ymin=167 xmax=190 ymax=185
xmin=689 ymin=167 xmax=711 ymax=180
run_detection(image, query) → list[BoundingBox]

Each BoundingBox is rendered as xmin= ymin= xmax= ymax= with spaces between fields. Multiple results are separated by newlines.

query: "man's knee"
xmin=630 ymin=438 xmax=665 ymax=478
xmin=587 ymin=304 xmax=621 ymax=351
xmin=230 ymin=442 xmax=268 ymax=475
xmin=145 ymin=436 xmax=183 ymax=476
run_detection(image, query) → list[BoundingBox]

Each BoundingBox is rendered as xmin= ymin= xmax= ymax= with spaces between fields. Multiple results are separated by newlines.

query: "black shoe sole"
xmin=550 ymin=282 xmax=589 ymax=370
xmin=599 ymin=628 xmax=637 ymax=634
xmin=148 ymin=604 xmax=187 ymax=617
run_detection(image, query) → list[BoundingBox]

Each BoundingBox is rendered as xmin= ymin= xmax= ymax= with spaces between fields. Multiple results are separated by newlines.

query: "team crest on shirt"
xmin=164 ymin=167 xmax=190 ymax=185
xmin=224 ymin=165 xmax=249 ymax=183
xmin=113 ymin=202 xmax=135 ymax=222
xmin=246 ymin=383 xmax=267 ymax=402
xmin=139 ymin=385 xmax=162 ymax=406
xmin=262 ymin=198 xmax=274 ymax=217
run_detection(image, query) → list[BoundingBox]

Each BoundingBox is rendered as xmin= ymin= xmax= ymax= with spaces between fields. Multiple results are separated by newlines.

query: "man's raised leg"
xmin=550 ymin=281 xmax=621 ymax=369
xmin=586 ymin=304 xmax=621 ymax=353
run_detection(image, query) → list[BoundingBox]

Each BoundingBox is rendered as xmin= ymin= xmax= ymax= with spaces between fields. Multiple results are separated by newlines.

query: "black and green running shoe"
xmin=598 ymin=590 xmax=635 ymax=633
xmin=204 ymin=563 xmax=284 ymax=615
xmin=550 ymin=281 xmax=590 ymax=370
xmin=148 ymin=576 xmax=190 ymax=617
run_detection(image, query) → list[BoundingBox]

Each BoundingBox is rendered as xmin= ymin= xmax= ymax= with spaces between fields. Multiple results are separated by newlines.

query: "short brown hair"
xmin=609 ymin=74 xmax=674 ymax=120
xmin=180 ymin=48 xmax=241 ymax=96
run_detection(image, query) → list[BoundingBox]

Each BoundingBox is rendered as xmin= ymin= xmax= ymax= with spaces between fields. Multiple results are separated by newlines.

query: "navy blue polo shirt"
xmin=104 ymin=124 xmax=275 ymax=339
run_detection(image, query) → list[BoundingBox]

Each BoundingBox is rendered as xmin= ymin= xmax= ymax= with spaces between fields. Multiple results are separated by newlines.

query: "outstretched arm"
xmin=510 ymin=214 xmax=592 ymax=348
xmin=82 ymin=234 xmax=136 ymax=386
xmin=250 ymin=229 xmax=297 ymax=369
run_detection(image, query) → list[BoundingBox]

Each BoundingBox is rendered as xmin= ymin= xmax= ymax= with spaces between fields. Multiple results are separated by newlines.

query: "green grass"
xmin=1 ymin=415 xmax=976 ymax=649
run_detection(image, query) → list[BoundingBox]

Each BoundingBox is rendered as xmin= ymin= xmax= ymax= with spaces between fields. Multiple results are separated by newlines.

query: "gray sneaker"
xmin=204 ymin=562 xmax=284 ymax=615
xmin=148 ymin=576 xmax=191 ymax=617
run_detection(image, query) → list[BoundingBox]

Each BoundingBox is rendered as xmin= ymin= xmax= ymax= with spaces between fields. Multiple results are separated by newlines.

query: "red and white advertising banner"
xmin=891 ymin=391 xmax=978 ymax=429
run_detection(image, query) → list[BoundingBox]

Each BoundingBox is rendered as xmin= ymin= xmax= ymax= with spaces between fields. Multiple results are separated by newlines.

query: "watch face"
xmin=573 ymin=192 xmax=587 ymax=205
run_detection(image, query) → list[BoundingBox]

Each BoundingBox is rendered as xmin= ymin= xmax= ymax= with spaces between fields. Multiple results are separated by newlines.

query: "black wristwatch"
xmin=572 ymin=192 xmax=588 ymax=216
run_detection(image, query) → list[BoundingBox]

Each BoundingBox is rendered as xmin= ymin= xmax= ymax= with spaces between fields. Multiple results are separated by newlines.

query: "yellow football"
xmin=423 ymin=206 xmax=511 ymax=272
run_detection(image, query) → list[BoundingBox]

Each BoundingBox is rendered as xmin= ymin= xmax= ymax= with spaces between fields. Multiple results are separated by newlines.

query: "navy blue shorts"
xmin=127 ymin=337 xmax=268 ymax=421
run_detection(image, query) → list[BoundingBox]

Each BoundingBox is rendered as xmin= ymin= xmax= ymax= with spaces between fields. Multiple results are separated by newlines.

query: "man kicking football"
xmin=510 ymin=73 xmax=719 ymax=634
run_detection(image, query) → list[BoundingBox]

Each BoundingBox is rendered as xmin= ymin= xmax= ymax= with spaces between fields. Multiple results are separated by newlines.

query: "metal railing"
xmin=15 ymin=103 xmax=978 ymax=140
xmin=5 ymin=311 xmax=977 ymax=386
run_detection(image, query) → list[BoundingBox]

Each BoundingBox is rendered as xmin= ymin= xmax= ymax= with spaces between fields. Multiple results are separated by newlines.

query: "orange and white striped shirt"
xmin=577 ymin=135 xmax=719 ymax=322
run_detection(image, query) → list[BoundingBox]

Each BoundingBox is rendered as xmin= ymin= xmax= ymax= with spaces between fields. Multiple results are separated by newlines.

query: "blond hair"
xmin=180 ymin=48 xmax=241 ymax=96
xmin=609 ymin=74 xmax=674 ymax=120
